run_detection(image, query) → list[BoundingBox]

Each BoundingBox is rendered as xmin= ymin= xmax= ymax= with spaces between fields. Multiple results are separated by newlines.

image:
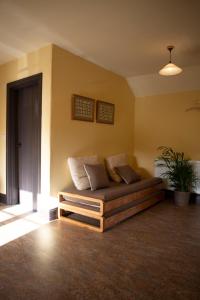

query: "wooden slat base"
xmin=104 ymin=192 xmax=164 ymax=230
xmin=58 ymin=188 xmax=164 ymax=232
xmin=59 ymin=216 xmax=104 ymax=232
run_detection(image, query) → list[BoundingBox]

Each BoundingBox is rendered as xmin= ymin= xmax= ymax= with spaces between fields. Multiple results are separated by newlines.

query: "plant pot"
xmin=174 ymin=191 xmax=190 ymax=206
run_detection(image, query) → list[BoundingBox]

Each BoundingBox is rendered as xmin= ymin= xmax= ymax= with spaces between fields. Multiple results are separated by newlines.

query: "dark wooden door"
xmin=17 ymin=84 xmax=41 ymax=210
xmin=6 ymin=74 xmax=42 ymax=210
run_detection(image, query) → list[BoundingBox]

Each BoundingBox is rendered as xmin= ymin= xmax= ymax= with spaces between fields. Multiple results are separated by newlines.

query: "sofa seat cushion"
xmin=64 ymin=177 xmax=162 ymax=202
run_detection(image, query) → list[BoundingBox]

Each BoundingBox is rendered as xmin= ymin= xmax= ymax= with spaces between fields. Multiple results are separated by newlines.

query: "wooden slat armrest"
xmin=58 ymin=191 xmax=102 ymax=204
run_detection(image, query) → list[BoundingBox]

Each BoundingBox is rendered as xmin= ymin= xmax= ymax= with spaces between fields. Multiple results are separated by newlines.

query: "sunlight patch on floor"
xmin=0 ymin=211 xmax=13 ymax=222
xmin=0 ymin=204 xmax=50 ymax=247
xmin=0 ymin=218 xmax=39 ymax=246
xmin=24 ymin=212 xmax=49 ymax=225
xmin=3 ymin=204 xmax=32 ymax=216
xmin=0 ymin=191 xmax=59 ymax=247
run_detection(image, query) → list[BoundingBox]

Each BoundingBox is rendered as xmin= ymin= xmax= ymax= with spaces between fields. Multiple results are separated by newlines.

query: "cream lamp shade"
xmin=159 ymin=46 xmax=182 ymax=76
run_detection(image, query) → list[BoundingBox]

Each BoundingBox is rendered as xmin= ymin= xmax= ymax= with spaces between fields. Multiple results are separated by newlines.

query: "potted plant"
xmin=157 ymin=146 xmax=198 ymax=206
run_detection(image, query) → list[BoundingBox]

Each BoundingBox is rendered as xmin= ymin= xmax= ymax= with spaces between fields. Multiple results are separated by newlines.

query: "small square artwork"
xmin=96 ymin=100 xmax=115 ymax=124
xmin=72 ymin=94 xmax=95 ymax=122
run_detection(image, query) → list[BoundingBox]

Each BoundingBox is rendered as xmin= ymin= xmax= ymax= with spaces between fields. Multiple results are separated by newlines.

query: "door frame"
xmin=6 ymin=73 xmax=42 ymax=207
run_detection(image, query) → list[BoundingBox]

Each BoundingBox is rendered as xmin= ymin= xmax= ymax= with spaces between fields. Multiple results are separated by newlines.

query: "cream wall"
xmin=134 ymin=90 xmax=200 ymax=177
xmin=1 ymin=43 xmax=198 ymax=199
xmin=0 ymin=45 xmax=52 ymax=195
xmin=50 ymin=45 xmax=135 ymax=195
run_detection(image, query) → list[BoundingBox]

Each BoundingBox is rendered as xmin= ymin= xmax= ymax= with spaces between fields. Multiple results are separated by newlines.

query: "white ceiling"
xmin=128 ymin=65 xmax=200 ymax=97
xmin=0 ymin=0 xmax=200 ymax=77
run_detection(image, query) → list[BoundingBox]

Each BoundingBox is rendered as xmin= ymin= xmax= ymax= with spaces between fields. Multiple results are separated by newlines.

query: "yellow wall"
xmin=0 ymin=45 xmax=52 ymax=194
xmin=134 ymin=90 xmax=200 ymax=176
xmin=1 ymin=43 xmax=198 ymax=199
xmin=1 ymin=43 xmax=199 ymax=200
xmin=50 ymin=45 xmax=134 ymax=195
xmin=0 ymin=44 xmax=134 ymax=198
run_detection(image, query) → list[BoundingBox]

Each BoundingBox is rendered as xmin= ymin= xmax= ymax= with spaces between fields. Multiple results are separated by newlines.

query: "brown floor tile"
xmin=0 ymin=199 xmax=200 ymax=300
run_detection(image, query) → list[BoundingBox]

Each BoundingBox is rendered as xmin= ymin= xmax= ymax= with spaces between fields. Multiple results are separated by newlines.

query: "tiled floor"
xmin=0 ymin=199 xmax=200 ymax=300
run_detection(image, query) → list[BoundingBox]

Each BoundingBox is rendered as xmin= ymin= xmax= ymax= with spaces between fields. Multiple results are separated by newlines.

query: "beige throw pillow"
xmin=105 ymin=153 xmax=127 ymax=182
xmin=68 ymin=155 xmax=99 ymax=190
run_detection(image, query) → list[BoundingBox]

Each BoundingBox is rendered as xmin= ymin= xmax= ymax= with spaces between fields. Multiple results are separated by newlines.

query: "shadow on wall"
xmin=130 ymin=155 xmax=152 ymax=178
xmin=137 ymin=168 xmax=152 ymax=178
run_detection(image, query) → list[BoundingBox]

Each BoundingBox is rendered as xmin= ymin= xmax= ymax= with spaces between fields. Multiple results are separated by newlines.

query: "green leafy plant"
xmin=157 ymin=146 xmax=198 ymax=192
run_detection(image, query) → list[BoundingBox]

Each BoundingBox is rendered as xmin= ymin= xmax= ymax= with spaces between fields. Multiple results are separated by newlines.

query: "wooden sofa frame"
xmin=58 ymin=182 xmax=164 ymax=232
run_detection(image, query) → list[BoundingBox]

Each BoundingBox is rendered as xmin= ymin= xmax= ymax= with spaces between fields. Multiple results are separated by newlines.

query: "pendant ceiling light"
xmin=159 ymin=46 xmax=182 ymax=76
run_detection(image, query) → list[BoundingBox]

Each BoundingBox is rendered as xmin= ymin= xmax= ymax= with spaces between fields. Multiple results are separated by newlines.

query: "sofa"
xmin=58 ymin=177 xmax=164 ymax=232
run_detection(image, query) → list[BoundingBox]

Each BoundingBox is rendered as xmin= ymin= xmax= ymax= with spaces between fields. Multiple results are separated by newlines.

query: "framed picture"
xmin=96 ymin=100 xmax=115 ymax=124
xmin=72 ymin=94 xmax=95 ymax=122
